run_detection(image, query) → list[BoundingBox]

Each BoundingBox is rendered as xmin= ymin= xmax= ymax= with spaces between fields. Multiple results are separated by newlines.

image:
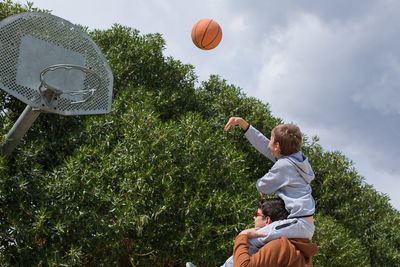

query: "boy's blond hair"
xmin=271 ymin=124 xmax=302 ymax=156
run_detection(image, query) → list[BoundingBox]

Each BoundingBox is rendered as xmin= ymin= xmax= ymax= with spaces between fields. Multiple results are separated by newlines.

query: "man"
xmin=186 ymin=198 xmax=317 ymax=267
xmin=232 ymin=198 xmax=318 ymax=267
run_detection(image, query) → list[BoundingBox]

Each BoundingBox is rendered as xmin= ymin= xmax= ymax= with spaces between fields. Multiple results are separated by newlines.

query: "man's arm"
xmin=233 ymin=234 xmax=317 ymax=267
xmin=233 ymin=228 xmax=274 ymax=267
xmin=233 ymin=234 xmax=285 ymax=267
xmin=233 ymin=234 xmax=252 ymax=267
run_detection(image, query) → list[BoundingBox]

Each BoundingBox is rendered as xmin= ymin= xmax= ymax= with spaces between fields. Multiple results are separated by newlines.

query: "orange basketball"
xmin=191 ymin=19 xmax=222 ymax=50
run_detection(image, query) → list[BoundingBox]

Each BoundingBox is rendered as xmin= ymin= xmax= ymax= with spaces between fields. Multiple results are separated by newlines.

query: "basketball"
xmin=191 ymin=19 xmax=222 ymax=50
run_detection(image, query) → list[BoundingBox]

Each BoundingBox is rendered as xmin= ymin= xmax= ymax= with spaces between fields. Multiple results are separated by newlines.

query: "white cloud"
xmin=299 ymin=123 xmax=400 ymax=210
xmin=352 ymin=54 xmax=400 ymax=115
xmin=356 ymin=162 xmax=400 ymax=210
xmin=252 ymin=10 xmax=400 ymax=209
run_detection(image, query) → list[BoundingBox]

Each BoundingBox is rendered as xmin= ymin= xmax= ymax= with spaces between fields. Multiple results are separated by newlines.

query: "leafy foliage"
xmin=1 ymin=1 xmax=399 ymax=266
xmin=312 ymin=214 xmax=369 ymax=267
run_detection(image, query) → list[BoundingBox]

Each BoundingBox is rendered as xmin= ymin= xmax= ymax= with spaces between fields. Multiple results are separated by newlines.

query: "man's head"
xmin=270 ymin=124 xmax=302 ymax=157
xmin=254 ymin=198 xmax=289 ymax=228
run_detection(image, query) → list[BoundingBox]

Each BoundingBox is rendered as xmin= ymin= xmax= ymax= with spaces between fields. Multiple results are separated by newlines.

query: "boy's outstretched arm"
xmin=225 ymin=117 xmax=275 ymax=162
xmin=224 ymin=117 xmax=249 ymax=131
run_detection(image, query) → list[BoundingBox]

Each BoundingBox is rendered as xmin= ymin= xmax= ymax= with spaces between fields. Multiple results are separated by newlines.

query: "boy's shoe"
xmin=186 ymin=262 xmax=197 ymax=267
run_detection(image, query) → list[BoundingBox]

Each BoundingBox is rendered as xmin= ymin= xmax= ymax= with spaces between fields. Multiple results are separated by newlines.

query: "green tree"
xmin=312 ymin=214 xmax=369 ymax=267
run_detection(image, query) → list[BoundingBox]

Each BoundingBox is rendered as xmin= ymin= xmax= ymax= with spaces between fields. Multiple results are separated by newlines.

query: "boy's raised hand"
xmin=224 ymin=117 xmax=249 ymax=131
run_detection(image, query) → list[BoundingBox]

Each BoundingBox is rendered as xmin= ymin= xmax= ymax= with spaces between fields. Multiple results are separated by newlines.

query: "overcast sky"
xmin=23 ymin=0 xmax=400 ymax=210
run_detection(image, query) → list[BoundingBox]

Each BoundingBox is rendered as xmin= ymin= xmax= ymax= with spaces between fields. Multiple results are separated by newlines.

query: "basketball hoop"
xmin=0 ymin=12 xmax=114 ymax=157
xmin=38 ymin=64 xmax=102 ymax=106
xmin=0 ymin=12 xmax=113 ymax=116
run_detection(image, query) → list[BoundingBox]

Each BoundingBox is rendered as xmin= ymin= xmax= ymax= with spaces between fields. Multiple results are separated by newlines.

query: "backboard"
xmin=0 ymin=12 xmax=113 ymax=115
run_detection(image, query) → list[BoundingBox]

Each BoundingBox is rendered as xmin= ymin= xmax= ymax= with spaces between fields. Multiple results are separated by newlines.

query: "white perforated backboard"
xmin=0 ymin=12 xmax=113 ymax=115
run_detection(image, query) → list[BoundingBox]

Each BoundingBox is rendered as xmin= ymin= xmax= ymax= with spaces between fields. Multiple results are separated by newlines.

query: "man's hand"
xmin=239 ymin=228 xmax=267 ymax=239
xmin=224 ymin=117 xmax=249 ymax=131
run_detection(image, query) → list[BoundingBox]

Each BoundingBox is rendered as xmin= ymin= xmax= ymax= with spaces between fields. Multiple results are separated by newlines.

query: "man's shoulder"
xmin=264 ymin=236 xmax=316 ymax=251
xmin=262 ymin=237 xmax=317 ymax=265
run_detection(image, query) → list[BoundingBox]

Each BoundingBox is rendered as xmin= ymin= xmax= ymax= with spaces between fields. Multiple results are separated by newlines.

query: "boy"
xmin=224 ymin=117 xmax=315 ymax=258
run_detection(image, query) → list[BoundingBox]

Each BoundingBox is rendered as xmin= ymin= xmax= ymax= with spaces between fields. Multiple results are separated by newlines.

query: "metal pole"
xmin=1 ymin=105 xmax=40 ymax=157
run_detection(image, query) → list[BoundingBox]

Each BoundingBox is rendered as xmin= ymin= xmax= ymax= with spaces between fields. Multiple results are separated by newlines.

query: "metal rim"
xmin=39 ymin=64 xmax=102 ymax=105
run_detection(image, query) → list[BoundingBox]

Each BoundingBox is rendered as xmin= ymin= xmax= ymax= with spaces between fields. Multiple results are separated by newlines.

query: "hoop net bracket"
xmin=38 ymin=64 xmax=102 ymax=110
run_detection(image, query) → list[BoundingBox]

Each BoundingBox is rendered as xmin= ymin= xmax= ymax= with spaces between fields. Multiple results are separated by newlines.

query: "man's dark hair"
xmin=258 ymin=198 xmax=289 ymax=222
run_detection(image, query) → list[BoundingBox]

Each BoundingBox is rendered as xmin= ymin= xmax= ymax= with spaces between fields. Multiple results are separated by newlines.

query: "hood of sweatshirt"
xmin=285 ymin=151 xmax=315 ymax=184
xmin=290 ymin=238 xmax=318 ymax=258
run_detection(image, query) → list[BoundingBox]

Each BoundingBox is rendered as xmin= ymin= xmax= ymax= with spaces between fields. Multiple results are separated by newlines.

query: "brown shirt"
xmin=233 ymin=234 xmax=318 ymax=267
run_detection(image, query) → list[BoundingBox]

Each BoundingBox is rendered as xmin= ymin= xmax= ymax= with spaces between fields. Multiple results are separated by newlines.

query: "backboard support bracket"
xmin=1 ymin=105 xmax=40 ymax=157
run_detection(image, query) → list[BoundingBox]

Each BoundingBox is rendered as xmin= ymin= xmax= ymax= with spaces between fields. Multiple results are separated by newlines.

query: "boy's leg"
xmin=220 ymin=255 xmax=234 ymax=267
xmin=248 ymin=218 xmax=315 ymax=254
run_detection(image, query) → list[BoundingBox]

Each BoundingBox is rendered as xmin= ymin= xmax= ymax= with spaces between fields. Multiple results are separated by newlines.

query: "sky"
xmin=19 ymin=0 xmax=400 ymax=210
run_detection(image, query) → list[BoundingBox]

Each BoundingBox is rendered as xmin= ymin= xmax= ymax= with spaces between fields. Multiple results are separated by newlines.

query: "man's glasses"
xmin=254 ymin=211 xmax=265 ymax=218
